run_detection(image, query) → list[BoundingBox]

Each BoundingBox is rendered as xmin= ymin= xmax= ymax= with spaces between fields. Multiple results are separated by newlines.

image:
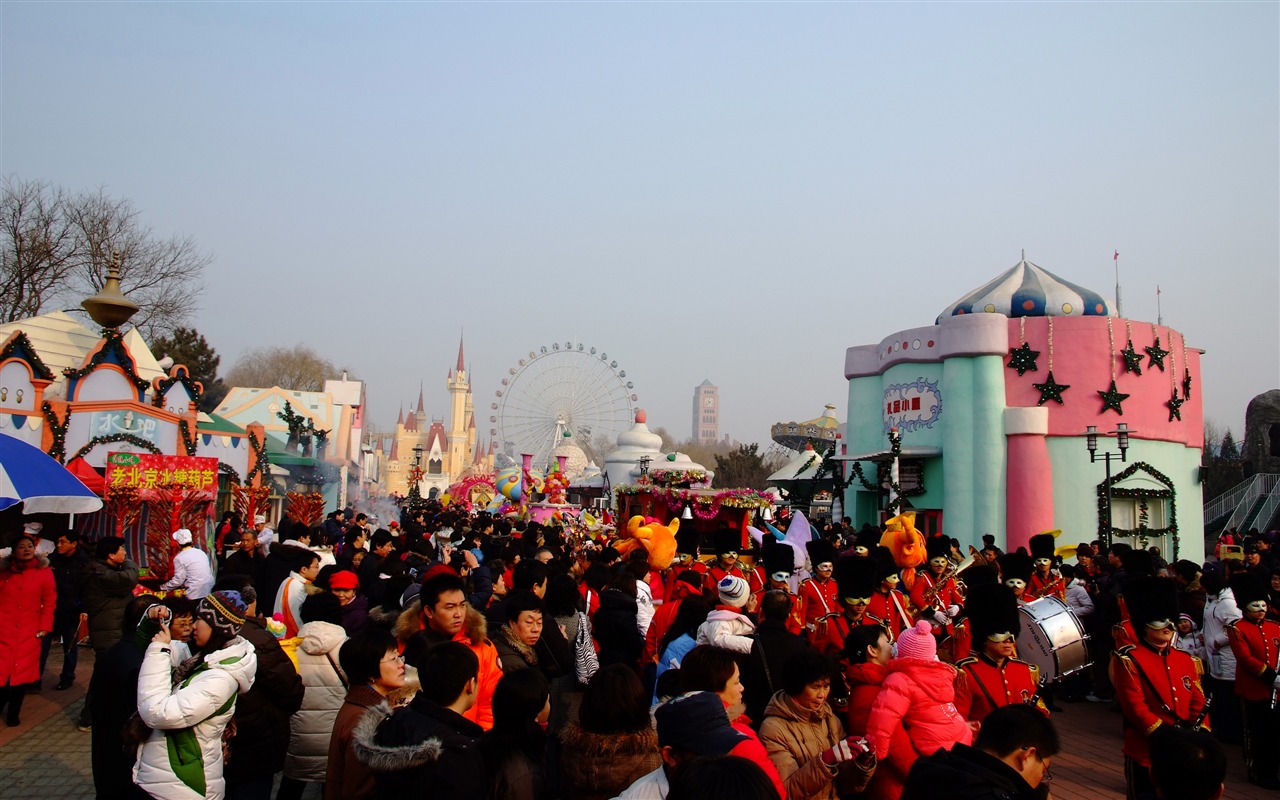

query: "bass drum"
xmin=1016 ymin=596 xmax=1090 ymax=683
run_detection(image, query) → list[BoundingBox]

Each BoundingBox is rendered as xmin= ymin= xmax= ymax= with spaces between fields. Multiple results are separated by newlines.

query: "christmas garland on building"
xmin=1095 ymin=461 xmax=1179 ymax=559
xmin=0 ymin=331 xmax=54 ymax=381
xmin=613 ymin=485 xmax=774 ymax=518
xmin=151 ymin=369 xmax=205 ymax=410
xmin=62 ymin=329 xmax=150 ymax=393
xmin=217 ymin=462 xmax=241 ymax=485
xmin=245 ymin=434 xmax=269 ymax=484
xmin=69 ymin=432 xmax=162 ymax=463
xmin=178 ymin=419 xmax=198 ymax=456
xmin=43 ymin=402 xmax=70 ymax=462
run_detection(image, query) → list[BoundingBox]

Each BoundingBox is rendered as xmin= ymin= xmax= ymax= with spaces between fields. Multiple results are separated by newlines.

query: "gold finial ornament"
xmin=81 ymin=251 xmax=139 ymax=329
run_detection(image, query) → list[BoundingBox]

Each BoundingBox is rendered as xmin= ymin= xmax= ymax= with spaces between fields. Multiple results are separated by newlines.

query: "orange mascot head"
xmin=616 ymin=515 xmax=679 ymax=571
xmin=880 ymin=511 xmax=925 ymax=590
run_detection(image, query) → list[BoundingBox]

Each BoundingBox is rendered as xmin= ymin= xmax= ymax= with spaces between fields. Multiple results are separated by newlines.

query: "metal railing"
xmin=1224 ymin=474 xmax=1280 ymax=530
xmin=1203 ymin=475 xmax=1266 ymax=524
xmin=1249 ymin=478 xmax=1280 ymax=532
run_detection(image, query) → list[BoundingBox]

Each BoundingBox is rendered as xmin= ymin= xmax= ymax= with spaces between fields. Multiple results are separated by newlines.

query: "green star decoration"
xmin=1183 ymin=368 xmax=1192 ymax=399
xmin=1032 ymin=371 xmax=1070 ymax=406
xmin=1121 ymin=340 xmax=1143 ymax=375
xmin=1167 ymin=391 xmax=1185 ymax=422
xmin=1098 ymin=380 xmax=1130 ymax=415
xmin=1144 ymin=337 xmax=1169 ymax=372
xmin=1007 ymin=343 xmax=1040 ymax=375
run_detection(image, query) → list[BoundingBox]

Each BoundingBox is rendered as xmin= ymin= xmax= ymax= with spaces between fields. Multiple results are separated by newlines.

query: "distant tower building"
xmin=692 ymin=379 xmax=719 ymax=443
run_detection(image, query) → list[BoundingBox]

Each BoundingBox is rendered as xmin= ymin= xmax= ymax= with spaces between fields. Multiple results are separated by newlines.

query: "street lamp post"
xmin=1086 ymin=423 xmax=1133 ymax=549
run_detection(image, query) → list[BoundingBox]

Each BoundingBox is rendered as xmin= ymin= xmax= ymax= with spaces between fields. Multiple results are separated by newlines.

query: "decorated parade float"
xmin=839 ymin=257 xmax=1205 ymax=560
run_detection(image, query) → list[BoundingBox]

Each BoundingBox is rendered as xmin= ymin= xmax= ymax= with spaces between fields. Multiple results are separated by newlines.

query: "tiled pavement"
xmin=0 ymin=647 xmax=1271 ymax=800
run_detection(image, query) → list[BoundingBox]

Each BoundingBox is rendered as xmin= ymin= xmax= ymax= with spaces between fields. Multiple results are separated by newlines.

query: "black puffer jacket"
xmin=49 ymin=546 xmax=91 ymax=614
xmin=352 ymin=693 xmax=488 ymax=800
xmin=84 ymin=558 xmax=139 ymax=653
xmin=901 ymin=743 xmax=1048 ymax=800
xmin=224 ymin=617 xmax=306 ymax=785
xmin=591 ymin=590 xmax=643 ymax=670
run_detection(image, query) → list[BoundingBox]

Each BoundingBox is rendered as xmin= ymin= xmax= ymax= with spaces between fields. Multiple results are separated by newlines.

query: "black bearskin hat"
xmin=1125 ymin=577 xmax=1179 ymax=631
xmin=1029 ymin=533 xmax=1057 ymax=561
xmin=675 ymin=526 xmax=700 ymax=557
xmin=1229 ymin=573 xmax=1267 ymax=608
xmin=961 ymin=564 xmax=999 ymax=590
xmin=926 ymin=536 xmax=951 ymax=561
xmin=806 ymin=538 xmax=837 ymax=568
xmin=998 ymin=551 xmax=1033 ymax=584
xmin=835 ymin=556 xmax=879 ymax=603
xmin=1122 ymin=548 xmax=1154 ymax=578
xmin=871 ymin=546 xmax=900 ymax=581
xmin=762 ymin=537 xmax=796 ymax=578
xmin=965 ymin=583 xmax=1022 ymax=642
xmin=855 ymin=525 xmax=880 ymax=554
xmin=713 ymin=528 xmax=741 ymax=557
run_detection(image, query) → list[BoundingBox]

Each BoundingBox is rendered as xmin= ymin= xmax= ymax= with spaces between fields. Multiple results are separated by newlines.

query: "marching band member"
xmin=954 ymin=583 xmax=1047 ymax=722
xmin=865 ymin=547 xmax=911 ymax=642
xmin=1225 ymin=574 xmax=1280 ymax=790
xmin=909 ymin=537 xmax=962 ymax=638
xmin=666 ymin=527 xmax=706 ymax=594
xmin=1112 ymin=576 xmax=1209 ymax=800
xmin=811 ymin=557 xmax=878 ymax=656
xmin=940 ymin=564 xmax=998 ymax=665
xmin=1027 ymin=533 xmax=1065 ymax=601
xmin=800 ymin=539 xmax=839 ymax=643
xmin=705 ymin=529 xmax=762 ymax=595
xmin=998 ymin=552 xmax=1034 ymax=604
xmin=754 ymin=538 xmax=804 ymax=636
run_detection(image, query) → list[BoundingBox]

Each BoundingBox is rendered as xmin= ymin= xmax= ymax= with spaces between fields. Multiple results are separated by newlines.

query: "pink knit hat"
xmin=895 ymin=619 xmax=938 ymax=660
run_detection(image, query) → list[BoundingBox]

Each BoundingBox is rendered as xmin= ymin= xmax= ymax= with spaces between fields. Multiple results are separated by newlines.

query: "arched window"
xmin=1269 ymin=423 xmax=1280 ymax=457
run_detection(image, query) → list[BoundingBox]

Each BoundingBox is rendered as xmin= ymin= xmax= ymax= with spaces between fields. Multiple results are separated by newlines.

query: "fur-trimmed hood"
xmin=350 ymin=700 xmax=444 ymax=773
xmin=394 ymin=598 xmax=488 ymax=646
xmin=886 ymin=656 xmax=959 ymax=704
xmin=0 ymin=553 xmax=50 ymax=572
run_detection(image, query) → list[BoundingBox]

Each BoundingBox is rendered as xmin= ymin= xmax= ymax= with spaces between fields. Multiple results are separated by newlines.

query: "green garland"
xmin=829 ymin=433 xmax=926 ymax=514
xmin=1096 ymin=461 xmax=1179 ymax=559
xmin=0 ymin=331 xmax=54 ymax=381
xmin=245 ymin=433 xmax=269 ymax=484
xmin=43 ymin=401 xmax=70 ymax=463
xmin=69 ymin=433 xmax=162 ymax=463
xmin=62 ymin=329 xmax=150 ymax=392
xmin=217 ymin=462 xmax=241 ymax=485
xmin=178 ymin=419 xmax=198 ymax=456
xmin=151 ymin=367 xmax=204 ymax=410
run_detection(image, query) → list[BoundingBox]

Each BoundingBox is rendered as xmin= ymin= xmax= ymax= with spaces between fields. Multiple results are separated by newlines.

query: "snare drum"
xmin=1016 ymin=596 xmax=1091 ymax=683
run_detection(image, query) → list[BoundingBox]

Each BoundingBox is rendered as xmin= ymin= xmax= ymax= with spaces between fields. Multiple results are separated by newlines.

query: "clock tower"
xmin=692 ymin=379 xmax=719 ymax=443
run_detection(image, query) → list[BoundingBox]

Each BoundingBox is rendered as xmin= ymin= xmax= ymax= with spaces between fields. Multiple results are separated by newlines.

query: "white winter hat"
xmin=718 ymin=575 xmax=750 ymax=608
xmin=173 ymin=528 xmax=193 ymax=546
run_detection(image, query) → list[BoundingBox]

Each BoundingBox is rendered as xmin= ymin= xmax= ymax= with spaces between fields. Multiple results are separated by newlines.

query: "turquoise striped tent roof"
xmin=937 ymin=259 xmax=1114 ymax=322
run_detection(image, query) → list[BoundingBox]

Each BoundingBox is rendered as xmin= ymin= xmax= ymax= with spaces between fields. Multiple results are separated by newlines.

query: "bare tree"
xmin=225 ymin=344 xmax=348 ymax=392
xmin=1202 ymin=417 xmax=1223 ymax=459
xmin=0 ymin=178 xmax=81 ymax=322
xmin=0 ymin=176 xmax=210 ymax=339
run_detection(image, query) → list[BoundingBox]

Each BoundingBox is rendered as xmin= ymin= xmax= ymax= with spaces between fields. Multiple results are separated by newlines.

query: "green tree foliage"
xmin=150 ymin=327 xmax=226 ymax=413
xmin=713 ymin=443 xmax=775 ymax=490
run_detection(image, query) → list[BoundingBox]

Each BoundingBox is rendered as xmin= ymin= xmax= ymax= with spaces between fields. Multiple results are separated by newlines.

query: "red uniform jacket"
xmin=864 ymin=589 xmax=910 ymax=641
xmin=705 ymin=562 xmax=760 ymax=595
xmin=809 ymin=611 xmax=862 ymax=657
xmin=1112 ymin=642 xmax=1208 ymax=765
xmin=1226 ymin=617 xmax=1280 ymax=701
xmin=1027 ymin=571 xmax=1065 ymax=602
xmin=908 ymin=571 xmax=960 ymax=635
xmin=799 ymin=577 xmax=839 ymax=634
xmin=955 ymin=654 xmax=1045 ymax=722
xmin=751 ymin=588 xmax=804 ymax=637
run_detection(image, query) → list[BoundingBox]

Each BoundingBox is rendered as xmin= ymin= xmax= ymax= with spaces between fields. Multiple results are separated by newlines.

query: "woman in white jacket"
xmin=134 ymin=591 xmax=258 ymax=800
xmin=1200 ymin=567 xmax=1243 ymax=742
xmin=278 ymin=591 xmax=348 ymax=800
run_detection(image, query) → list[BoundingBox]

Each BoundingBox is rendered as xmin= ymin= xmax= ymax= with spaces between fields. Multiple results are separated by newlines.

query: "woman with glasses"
xmin=326 ymin=628 xmax=407 ymax=800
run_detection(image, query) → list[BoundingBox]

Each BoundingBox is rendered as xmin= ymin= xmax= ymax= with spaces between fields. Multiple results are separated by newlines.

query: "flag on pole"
xmin=1114 ymin=250 xmax=1119 ymax=260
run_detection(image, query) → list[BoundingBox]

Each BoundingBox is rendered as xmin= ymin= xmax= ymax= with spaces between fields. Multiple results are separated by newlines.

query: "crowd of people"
xmin=0 ymin=505 xmax=1275 ymax=800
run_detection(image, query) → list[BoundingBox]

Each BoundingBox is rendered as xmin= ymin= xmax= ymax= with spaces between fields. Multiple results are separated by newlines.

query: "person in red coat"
xmin=0 ymin=534 xmax=57 ymax=726
xmin=864 ymin=548 xmax=910 ymax=642
xmin=644 ymin=571 xmax=704 ymax=665
xmin=1225 ymin=574 xmax=1280 ymax=789
xmin=908 ymin=538 xmax=961 ymax=638
xmin=704 ymin=528 xmax=760 ymax=595
xmin=1026 ymin=533 xmax=1065 ymax=602
xmin=810 ymin=557 xmax=877 ymax=657
xmin=1112 ymin=576 xmax=1208 ymax=800
xmin=845 ymin=624 xmax=914 ymax=800
xmin=953 ymin=584 xmax=1047 ymax=722
xmin=800 ymin=539 xmax=840 ymax=644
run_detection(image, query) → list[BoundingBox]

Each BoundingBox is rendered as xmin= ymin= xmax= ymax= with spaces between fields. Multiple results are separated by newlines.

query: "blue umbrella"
xmin=0 ymin=431 xmax=104 ymax=514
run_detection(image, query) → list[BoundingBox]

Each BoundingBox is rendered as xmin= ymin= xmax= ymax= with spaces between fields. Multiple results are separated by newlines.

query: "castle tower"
xmin=446 ymin=335 xmax=472 ymax=478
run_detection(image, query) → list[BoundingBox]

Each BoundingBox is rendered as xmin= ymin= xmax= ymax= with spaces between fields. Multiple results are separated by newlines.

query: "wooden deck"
xmin=1047 ymin=700 xmax=1268 ymax=800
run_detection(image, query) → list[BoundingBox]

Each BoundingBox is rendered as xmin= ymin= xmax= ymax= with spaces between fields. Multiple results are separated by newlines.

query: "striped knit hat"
xmin=197 ymin=591 xmax=247 ymax=637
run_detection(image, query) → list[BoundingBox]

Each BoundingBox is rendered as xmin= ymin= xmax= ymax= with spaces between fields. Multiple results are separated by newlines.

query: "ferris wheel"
xmin=490 ymin=342 xmax=638 ymax=467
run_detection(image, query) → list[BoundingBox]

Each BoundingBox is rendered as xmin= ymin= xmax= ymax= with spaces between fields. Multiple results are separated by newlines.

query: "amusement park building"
xmin=376 ymin=336 xmax=494 ymax=498
xmin=840 ymin=258 xmax=1205 ymax=562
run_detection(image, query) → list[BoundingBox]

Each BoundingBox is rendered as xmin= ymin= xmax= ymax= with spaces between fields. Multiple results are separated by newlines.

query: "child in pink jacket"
xmin=864 ymin=620 xmax=973 ymax=760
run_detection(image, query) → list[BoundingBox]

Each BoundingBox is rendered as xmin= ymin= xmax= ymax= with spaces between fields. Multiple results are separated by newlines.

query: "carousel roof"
xmin=936 ymin=257 xmax=1114 ymax=323
xmin=767 ymin=444 xmax=830 ymax=483
xmin=771 ymin=404 xmax=842 ymax=451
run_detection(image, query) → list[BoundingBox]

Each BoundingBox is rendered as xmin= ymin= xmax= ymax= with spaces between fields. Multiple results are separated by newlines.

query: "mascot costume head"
xmin=879 ymin=511 xmax=926 ymax=591
xmin=616 ymin=515 xmax=679 ymax=570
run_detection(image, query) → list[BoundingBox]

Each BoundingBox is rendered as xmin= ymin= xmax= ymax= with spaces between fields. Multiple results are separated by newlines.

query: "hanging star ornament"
xmin=1032 ymin=371 xmax=1070 ymax=406
xmin=1121 ymin=340 xmax=1144 ymax=375
xmin=1007 ymin=343 xmax=1040 ymax=376
xmin=1183 ymin=368 xmax=1192 ymax=399
xmin=1098 ymin=380 xmax=1130 ymax=415
xmin=1144 ymin=337 xmax=1169 ymax=371
xmin=1168 ymin=391 xmax=1185 ymax=422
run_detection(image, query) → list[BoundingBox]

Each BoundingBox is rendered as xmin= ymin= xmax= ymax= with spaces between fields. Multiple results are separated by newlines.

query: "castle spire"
xmin=416 ymin=382 xmax=425 ymax=415
xmin=456 ymin=333 xmax=465 ymax=373
xmin=396 ymin=404 xmax=404 ymax=427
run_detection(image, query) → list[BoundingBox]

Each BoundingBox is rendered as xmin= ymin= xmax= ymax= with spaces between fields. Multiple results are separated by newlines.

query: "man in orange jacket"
xmin=412 ymin=572 xmax=502 ymax=730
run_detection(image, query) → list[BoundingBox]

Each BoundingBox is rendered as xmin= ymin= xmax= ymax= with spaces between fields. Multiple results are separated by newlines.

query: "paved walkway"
xmin=0 ymin=647 xmax=1270 ymax=799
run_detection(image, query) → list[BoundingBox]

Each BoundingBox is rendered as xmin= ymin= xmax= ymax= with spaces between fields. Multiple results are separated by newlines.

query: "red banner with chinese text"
xmin=105 ymin=452 xmax=219 ymax=500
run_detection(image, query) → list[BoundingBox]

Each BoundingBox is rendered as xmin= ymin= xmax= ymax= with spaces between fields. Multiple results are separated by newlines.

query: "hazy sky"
xmin=3 ymin=2 xmax=1276 ymax=451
